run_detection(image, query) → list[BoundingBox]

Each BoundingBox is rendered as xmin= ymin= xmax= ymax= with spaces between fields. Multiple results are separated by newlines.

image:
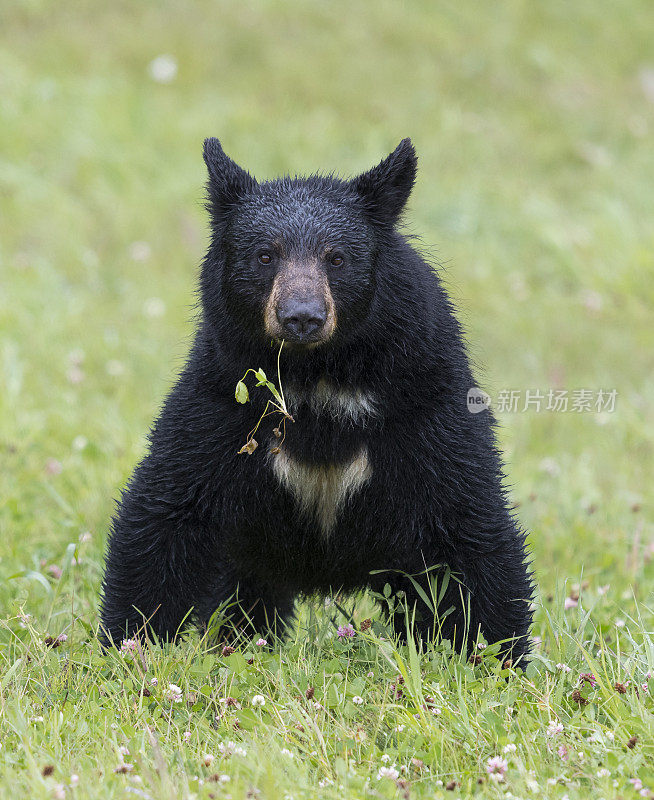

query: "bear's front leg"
xmin=374 ymin=529 xmax=532 ymax=662
xmin=99 ymin=493 xmax=217 ymax=647
xmin=448 ymin=533 xmax=534 ymax=662
xmin=194 ymin=566 xmax=296 ymax=642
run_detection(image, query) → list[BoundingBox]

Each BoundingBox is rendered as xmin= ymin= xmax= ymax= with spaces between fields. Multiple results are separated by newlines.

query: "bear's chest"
xmin=271 ymin=446 xmax=372 ymax=537
xmin=269 ymin=380 xmax=377 ymax=536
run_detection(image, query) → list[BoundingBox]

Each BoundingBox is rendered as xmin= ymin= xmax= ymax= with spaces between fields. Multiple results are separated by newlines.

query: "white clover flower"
xmin=251 ymin=694 xmax=266 ymax=707
xmin=352 ymin=695 xmax=364 ymax=705
xmin=72 ymin=435 xmax=88 ymax=451
xmin=202 ymin=754 xmax=214 ymax=767
xmin=164 ymin=683 xmax=183 ymax=703
xmin=150 ymin=677 xmax=158 ymax=686
xmin=380 ymin=754 xmax=391 ymax=763
xmin=129 ymin=241 xmax=152 ymax=262
xmin=486 ymin=756 xmax=508 ymax=782
xmin=143 ymin=297 xmax=166 ymax=318
xmin=281 ymin=748 xmax=293 ymax=758
xmin=218 ymin=774 xmax=230 ymax=783
xmin=106 ymin=359 xmax=125 ymax=377
xmin=546 ymin=720 xmax=564 ymax=736
xmin=377 ymin=766 xmax=399 ymax=780
xmin=120 ymin=638 xmax=137 ymax=655
xmin=217 ymin=741 xmax=247 ymax=757
xmin=597 ymin=768 xmax=611 ymax=778
xmin=502 ymin=743 xmax=517 ymax=754
xmin=148 ymin=55 xmax=178 ymax=83
xmin=556 ymin=663 xmax=572 ymax=673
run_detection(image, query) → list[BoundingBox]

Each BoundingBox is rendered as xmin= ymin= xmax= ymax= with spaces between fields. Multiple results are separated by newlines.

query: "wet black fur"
xmin=100 ymin=138 xmax=533 ymax=659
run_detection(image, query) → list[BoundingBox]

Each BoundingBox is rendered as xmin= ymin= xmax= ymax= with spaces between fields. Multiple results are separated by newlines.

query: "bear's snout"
xmin=264 ymin=260 xmax=336 ymax=345
xmin=276 ymin=297 xmax=327 ymax=341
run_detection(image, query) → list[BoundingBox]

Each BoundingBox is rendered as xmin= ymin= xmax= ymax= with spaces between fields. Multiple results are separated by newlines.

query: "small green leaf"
xmin=255 ymin=368 xmax=267 ymax=382
xmin=235 ymin=380 xmax=249 ymax=403
xmin=265 ymin=381 xmax=283 ymax=404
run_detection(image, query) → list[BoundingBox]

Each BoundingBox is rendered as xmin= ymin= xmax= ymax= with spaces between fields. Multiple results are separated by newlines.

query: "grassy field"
xmin=1 ymin=0 xmax=653 ymax=797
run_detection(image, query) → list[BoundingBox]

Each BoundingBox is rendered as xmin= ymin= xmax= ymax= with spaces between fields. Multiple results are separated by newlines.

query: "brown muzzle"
xmin=264 ymin=260 xmax=336 ymax=345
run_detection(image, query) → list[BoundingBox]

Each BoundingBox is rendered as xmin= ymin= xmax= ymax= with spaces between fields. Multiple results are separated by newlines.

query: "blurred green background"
xmin=1 ymin=0 xmax=653 ymax=619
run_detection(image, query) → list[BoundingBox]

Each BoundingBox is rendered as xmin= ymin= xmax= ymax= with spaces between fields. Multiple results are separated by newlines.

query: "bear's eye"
xmin=329 ymin=253 xmax=344 ymax=267
xmin=257 ymin=251 xmax=273 ymax=265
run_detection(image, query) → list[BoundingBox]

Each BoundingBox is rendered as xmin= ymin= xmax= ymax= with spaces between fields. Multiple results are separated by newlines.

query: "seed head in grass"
xmin=579 ymin=672 xmax=597 ymax=688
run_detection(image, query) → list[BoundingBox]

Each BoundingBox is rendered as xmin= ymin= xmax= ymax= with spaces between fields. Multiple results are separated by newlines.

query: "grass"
xmin=1 ymin=0 xmax=653 ymax=797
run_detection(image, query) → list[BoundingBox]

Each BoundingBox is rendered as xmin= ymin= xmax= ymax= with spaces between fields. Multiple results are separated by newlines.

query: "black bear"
xmin=100 ymin=138 xmax=533 ymax=660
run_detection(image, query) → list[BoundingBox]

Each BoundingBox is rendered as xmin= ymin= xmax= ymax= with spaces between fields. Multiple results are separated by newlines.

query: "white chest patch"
xmin=271 ymin=448 xmax=372 ymax=537
xmin=286 ymin=379 xmax=378 ymax=425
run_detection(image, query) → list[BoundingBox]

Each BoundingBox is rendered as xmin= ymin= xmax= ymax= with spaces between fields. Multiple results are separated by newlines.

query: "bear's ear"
xmin=350 ymin=138 xmax=417 ymax=226
xmin=203 ymin=137 xmax=256 ymax=216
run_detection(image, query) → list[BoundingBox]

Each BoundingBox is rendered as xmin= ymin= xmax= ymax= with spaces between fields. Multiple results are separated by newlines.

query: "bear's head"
xmin=202 ymin=138 xmax=417 ymax=351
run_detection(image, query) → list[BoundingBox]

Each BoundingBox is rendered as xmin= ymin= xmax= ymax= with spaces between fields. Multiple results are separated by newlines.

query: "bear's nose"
xmin=277 ymin=300 xmax=327 ymax=340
